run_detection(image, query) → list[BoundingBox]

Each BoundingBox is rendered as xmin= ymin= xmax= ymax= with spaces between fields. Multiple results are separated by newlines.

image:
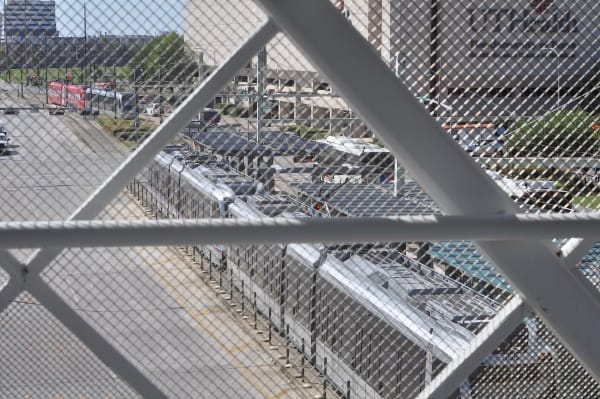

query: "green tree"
xmin=129 ymin=32 xmax=197 ymax=85
xmin=507 ymin=109 xmax=599 ymax=157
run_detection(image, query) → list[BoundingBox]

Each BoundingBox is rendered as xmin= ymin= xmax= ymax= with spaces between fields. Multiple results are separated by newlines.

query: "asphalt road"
xmin=0 ymin=82 xmax=311 ymax=398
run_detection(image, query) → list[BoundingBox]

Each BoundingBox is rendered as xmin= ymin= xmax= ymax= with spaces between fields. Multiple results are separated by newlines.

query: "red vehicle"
xmin=66 ymin=84 xmax=86 ymax=110
xmin=47 ymin=81 xmax=85 ymax=110
xmin=47 ymin=81 xmax=136 ymax=119
xmin=47 ymin=81 xmax=67 ymax=107
xmin=94 ymin=81 xmax=115 ymax=90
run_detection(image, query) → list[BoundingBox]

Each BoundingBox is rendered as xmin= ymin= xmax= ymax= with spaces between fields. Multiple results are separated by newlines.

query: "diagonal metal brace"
xmin=0 ymin=19 xmax=280 ymax=399
xmin=252 ymin=0 xmax=599 ymax=385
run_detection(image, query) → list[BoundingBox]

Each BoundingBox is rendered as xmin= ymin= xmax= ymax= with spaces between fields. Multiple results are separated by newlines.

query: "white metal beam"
xmin=560 ymin=238 xmax=599 ymax=295
xmin=27 ymin=278 xmax=169 ymax=399
xmin=0 ymin=250 xmax=24 ymax=308
xmin=24 ymin=18 xmax=280 ymax=278
xmin=0 ymin=20 xmax=280 ymax=399
xmin=0 ymin=250 xmax=23 ymax=283
xmin=0 ymin=214 xmax=598 ymax=249
xmin=253 ymin=0 xmax=600 ymax=384
xmin=0 ymin=18 xmax=278 ymax=314
xmin=416 ymin=297 xmax=530 ymax=399
xmin=563 ymin=238 xmax=598 ymax=267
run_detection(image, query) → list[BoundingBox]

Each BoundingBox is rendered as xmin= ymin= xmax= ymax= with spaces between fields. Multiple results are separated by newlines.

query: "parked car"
xmin=444 ymin=122 xmax=506 ymax=157
xmin=145 ymin=103 xmax=164 ymax=117
xmin=0 ymin=121 xmax=10 ymax=154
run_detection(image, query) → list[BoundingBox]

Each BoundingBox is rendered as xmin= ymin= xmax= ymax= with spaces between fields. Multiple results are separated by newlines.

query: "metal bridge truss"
xmin=0 ymin=1 xmax=598 ymax=398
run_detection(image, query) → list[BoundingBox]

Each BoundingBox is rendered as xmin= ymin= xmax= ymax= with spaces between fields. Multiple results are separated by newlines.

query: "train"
xmin=47 ymin=81 xmax=136 ymax=119
xmin=127 ymin=146 xmax=579 ymax=399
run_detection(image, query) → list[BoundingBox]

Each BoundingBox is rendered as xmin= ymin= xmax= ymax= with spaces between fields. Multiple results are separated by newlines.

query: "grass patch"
xmin=96 ymin=114 xmax=154 ymax=143
xmin=219 ymin=103 xmax=248 ymax=117
xmin=286 ymin=124 xmax=329 ymax=139
xmin=573 ymin=195 xmax=600 ymax=209
xmin=0 ymin=67 xmax=131 ymax=85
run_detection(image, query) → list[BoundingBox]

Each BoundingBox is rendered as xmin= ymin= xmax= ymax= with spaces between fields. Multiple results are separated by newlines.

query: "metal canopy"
xmin=256 ymin=130 xmax=332 ymax=154
xmin=294 ymin=182 xmax=438 ymax=216
xmin=195 ymin=129 xmax=274 ymax=156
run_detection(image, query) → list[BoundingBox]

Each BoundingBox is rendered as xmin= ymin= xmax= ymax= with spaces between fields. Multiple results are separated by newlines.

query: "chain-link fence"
xmin=0 ymin=0 xmax=598 ymax=398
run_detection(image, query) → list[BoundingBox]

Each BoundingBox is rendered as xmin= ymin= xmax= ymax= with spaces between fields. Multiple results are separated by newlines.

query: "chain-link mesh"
xmin=0 ymin=0 xmax=598 ymax=398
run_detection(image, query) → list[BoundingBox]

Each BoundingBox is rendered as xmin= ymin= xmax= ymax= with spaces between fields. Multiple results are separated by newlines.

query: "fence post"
xmin=323 ymin=357 xmax=328 ymax=399
xmin=241 ymin=279 xmax=245 ymax=315
xmin=229 ymin=268 xmax=234 ymax=300
xmin=286 ymin=324 xmax=290 ymax=366
xmin=218 ymin=261 xmax=223 ymax=288
xmin=253 ymin=292 xmax=258 ymax=329
xmin=300 ymin=338 xmax=305 ymax=381
xmin=268 ymin=307 xmax=272 ymax=344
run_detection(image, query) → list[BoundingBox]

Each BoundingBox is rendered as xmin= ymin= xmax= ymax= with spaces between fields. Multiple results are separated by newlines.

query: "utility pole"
xmin=133 ymin=66 xmax=142 ymax=144
xmin=93 ymin=56 xmax=97 ymax=115
xmin=113 ymin=63 xmax=117 ymax=118
xmin=159 ymin=64 xmax=163 ymax=124
xmin=83 ymin=0 xmax=87 ymax=84
xmin=197 ymin=50 xmax=204 ymax=125
xmin=4 ymin=0 xmax=10 ymax=82
xmin=5 ymin=38 xmax=10 ymax=83
xmin=429 ymin=0 xmax=440 ymax=117
xmin=134 ymin=66 xmax=137 ymax=122
xmin=103 ymin=33 xmax=107 ymax=80
xmin=256 ymin=47 xmax=267 ymax=143
xmin=24 ymin=0 xmax=28 ymax=78
xmin=45 ymin=35 xmax=48 ymax=103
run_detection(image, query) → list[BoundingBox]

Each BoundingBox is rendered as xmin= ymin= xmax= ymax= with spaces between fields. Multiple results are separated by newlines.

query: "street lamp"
xmin=542 ymin=47 xmax=560 ymax=109
xmin=159 ymin=64 xmax=163 ymax=124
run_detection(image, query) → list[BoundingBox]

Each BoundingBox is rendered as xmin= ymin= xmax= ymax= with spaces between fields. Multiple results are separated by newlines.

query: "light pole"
xmin=24 ymin=0 xmax=29 ymax=78
xmin=542 ymin=47 xmax=560 ymax=109
xmin=113 ymin=63 xmax=117 ymax=118
xmin=45 ymin=36 xmax=48 ymax=103
xmin=256 ymin=47 xmax=267 ymax=143
xmin=159 ymin=64 xmax=163 ymax=124
xmin=4 ymin=0 xmax=10 ymax=82
xmin=83 ymin=0 xmax=87 ymax=85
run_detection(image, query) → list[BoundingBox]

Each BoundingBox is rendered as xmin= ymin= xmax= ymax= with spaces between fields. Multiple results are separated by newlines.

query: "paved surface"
xmin=0 ymin=82 xmax=314 ymax=398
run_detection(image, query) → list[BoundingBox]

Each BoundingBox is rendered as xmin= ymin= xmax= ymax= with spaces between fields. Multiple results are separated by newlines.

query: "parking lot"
xmin=0 ymin=83 xmax=312 ymax=398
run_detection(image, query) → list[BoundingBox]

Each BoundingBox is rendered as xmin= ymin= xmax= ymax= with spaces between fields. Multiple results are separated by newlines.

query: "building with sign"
xmin=3 ymin=0 xmax=57 ymax=39
xmin=184 ymin=0 xmax=599 ymax=118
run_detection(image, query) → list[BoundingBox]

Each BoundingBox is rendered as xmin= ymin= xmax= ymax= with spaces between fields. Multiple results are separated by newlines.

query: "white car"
xmin=145 ymin=103 xmax=163 ymax=117
xmin=0 ymin=122 xmax=10 ymax=154
xmin=455 ymin=127 xmax=506 ymax=157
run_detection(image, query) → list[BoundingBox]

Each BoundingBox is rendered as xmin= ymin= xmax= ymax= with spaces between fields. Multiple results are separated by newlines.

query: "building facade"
xmin=184 ymin=0 xmax=598 ymax=121
xmin=3 ymin=0 xmax=57 ymax=39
